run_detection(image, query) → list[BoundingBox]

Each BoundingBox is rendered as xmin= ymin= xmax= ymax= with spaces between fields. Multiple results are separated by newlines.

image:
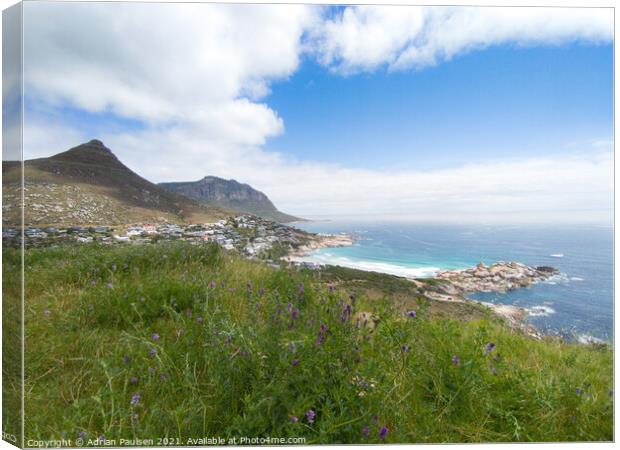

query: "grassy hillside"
xmin=6 ymin=242 xmax=612 ymax=444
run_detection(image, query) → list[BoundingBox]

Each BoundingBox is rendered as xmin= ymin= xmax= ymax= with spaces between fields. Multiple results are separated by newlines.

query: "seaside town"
xmin=2 ymin=215 xmax=354 ymax=263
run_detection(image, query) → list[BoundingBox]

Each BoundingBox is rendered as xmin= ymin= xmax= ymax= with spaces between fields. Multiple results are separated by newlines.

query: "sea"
xmin=293 ymin=221 xmax=614 ymax=343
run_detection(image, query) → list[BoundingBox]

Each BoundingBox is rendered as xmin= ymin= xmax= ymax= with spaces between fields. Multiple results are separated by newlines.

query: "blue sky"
xmin=19 ymin=3 xmax=614 ymax=223
xmin=267 ymin=43 xmax=613 ymax=171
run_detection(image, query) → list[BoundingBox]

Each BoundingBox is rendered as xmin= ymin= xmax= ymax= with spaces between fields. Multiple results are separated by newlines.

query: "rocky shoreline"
xmin=423 ymin=261 xmax=559 ymax=339
xmin=435 ymin=261 xmax=559 ymax=294
xmin=283 ymin=233 xmax=354 ymax=262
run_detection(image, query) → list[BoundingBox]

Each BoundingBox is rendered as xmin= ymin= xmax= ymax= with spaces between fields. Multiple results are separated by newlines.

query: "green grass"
xmin=4 ymin=242 xmax=613 ymax=444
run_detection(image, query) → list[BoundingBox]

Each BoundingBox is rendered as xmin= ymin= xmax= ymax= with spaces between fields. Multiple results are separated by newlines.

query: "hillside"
xmin=4 ymin=241 xmax=612 ymax=443
xmin=159 ymin=176 xmax=301 ymax=223
xmin=2 ymin=140 xmax=231 ymax=226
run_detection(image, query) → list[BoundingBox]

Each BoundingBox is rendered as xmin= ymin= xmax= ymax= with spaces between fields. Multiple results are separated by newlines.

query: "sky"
xmin=10 ymin=2 xmax=615 ymax=223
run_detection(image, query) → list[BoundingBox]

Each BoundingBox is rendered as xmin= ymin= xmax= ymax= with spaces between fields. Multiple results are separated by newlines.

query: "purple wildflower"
xmin=130 ymin=393 xmax=141 ymax=406
xmin=106 ymin=282 xmax=113 ymax=289
xmin=401 ymin=344 xmax=410 ymax=353
xmin=406 ymin=310 xmax=417 ymax=318
xmin=196 ymin=316 xmax=204 ymax=323
xmin=491 ymin=367 xmax=497 ymax=376
xmin=123 ymin=355 xmax=131 ymax=365
xmin=91 ymin=280 xmax=97 ymax=286
xmin=247 ymin=282 xmax=253 ymax=291
xmin=139 ymin=296 xmax=145 ymax=303
xmin=111 ymin=263 xmax=116 ymax=271
xmin=149 ymin=348 xmax=157 ymax=358
xmin=306 ymin=409 xmax=316 ymax=424
xmin=328 ymin=283 xmax=335 ymax=293
xmin=292 ymin=358 xmax=300 ymax=366
xmin=209 ymin=281 xmax=216 ymax=289
xmin=452 ymin=355 xmax=460 ymax=367
xmin=320 ymin=324 xmax=328 ymax=333
xmin=484 ymin=343 xmax=496 ymax=355
xmin=160 ymin=373 xmax=169 ymax=382
xmin=129 ymin=377 xmax=138 ymax=385
xmin=298 ymin=283 xmax=305 ymax=294
xmin=291 ymin=308 xmax=300 ymax=320
xmin=258 ymin=288 xmax=265 ymax=296
xmin=151 ymin=333 xmax=160 ymax=341
xmin=289 ymin=416 xmax=299 ymax=423
xmin=379 ymin=427 xmax=389 ymax=440
xmin=362 ymin=425 xmax=370 ymax=437
xmin=78 ymin=431 xmax=86 ymax=440
xmin=576 ymin=388 xmax=583 ymax=395
xmin=225 ymin=335 xmax=233 ymax=345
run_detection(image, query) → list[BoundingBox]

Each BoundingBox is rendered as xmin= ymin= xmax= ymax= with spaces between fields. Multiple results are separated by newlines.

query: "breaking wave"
xmin=527 ymin=305 xmax=556 ymax=317
xmin=297 ymin=252 xmax=440 ymax=278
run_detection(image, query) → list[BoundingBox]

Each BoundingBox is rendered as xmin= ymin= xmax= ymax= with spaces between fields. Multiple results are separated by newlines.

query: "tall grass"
xmin=11 ymin=242 xmax=613 ymax=444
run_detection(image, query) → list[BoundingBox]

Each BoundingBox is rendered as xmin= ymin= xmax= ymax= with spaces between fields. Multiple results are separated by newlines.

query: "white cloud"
xmin=23 ymin=2 xmax=318 ymax=146
xmin=18 ymin=3 xmax=614 ymax=224
xmin=313 ymin=6 xmax=613 ymax=73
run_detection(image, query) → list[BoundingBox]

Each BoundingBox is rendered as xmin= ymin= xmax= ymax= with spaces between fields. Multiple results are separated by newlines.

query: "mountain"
xmin=159 ymin=176 xmax=301 ymax=223
xmin=2 ymin=140 xmax=231 ymax=226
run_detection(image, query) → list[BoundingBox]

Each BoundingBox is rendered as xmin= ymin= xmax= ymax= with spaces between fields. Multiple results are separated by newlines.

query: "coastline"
xmin=284 ymin=239 xmax=557 ymax=340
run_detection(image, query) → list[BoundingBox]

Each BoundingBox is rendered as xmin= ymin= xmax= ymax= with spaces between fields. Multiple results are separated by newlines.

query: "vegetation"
xmin=4 ymin=241 xmax=612 ymax=444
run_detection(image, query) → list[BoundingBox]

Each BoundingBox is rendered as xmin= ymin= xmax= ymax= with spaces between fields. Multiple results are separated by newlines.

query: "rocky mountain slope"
xmin=159 ymin=176 xmax=301 ymax=223
xmin=2 ymin=140 xmax=231 ymax=226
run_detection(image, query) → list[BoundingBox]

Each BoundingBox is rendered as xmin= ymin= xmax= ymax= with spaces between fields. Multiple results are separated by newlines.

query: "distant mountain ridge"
xmin=159 ymin=176 xmax=301 ymax=223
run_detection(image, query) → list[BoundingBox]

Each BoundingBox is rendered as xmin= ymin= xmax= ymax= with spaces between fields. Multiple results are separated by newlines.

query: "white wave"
xmin=295 ymin=253 xmax=440 ymax=278
xmin=577 ymin=334 xmax=606 ymax=345
xmin=550 ymin=253 xmax=564 ymax=258
xmin=570 ymin=277 xmax=584 ymax=281
xmin=527 ymin=305 xmax=556 ymax=317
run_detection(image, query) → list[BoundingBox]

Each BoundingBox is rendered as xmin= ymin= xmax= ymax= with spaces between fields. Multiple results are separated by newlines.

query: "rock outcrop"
xmin=435 ymin=261 xmax=558 ymax=294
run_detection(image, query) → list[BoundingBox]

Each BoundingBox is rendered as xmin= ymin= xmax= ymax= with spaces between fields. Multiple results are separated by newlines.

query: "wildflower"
xmin=225 ymin=335 xmax=233 ymax=345
xmin=306 ymin=409 xmax=315 ymax=424
xmin=220 ymin=281 xmax=226 ymax=288
xmin=292 ymin=358 xmax=299 ymax=367
xmin=149 ymin=348 xmax=157 ymax=358
xmin=320 ymin=324 xmax=328 ymax=333
xmin=106 ymin=282 xmax=113 ymax=289
xmin=123 ymin=355 xmax=131 ymax=365
xmin=401 ymin=344 xmax=410 ymax=353
xmin=379 ymin=427 xmax=389 ymax=440
xmin=78 ymin=431 xmax=86 ymax=440
xmin=452 ymin=355 xmax=460 ymax=367
xmin=129 ymin=377 xmax=138 ymax=385
xmin=196 ymin=316 xmax=204 ymax=323
xmin=90 ymin=280 xmax=97 ymax=286
xmin=291 ymin=308 xmax=300 ymax=320
xmin=111 ymin=263 xmax=116 ymax=271
xmin=151 ymin=333 xmax=160 ymax=341
xmin=491 ymin=367 xmax=497 ymax=376
xmin=130 ymin=393 xmax=141 ymax=406
xmin=209 ymin=281 xmax=216 ymax=289
xmin=484 ymin=343 xmax=496 ymax=355
xmin=362 ymin=425 xmax=370 ymax=437
xmin=247 ymin=282 xmax=253 ymax=291
xmin=406 ymin=310 xmax=417 ymax=318
xmin=328 ymin=283 xmax=335 ymax=292
xmin=576 ymin=388 xmax=583 ymax=395
xmin=298 ymin=283 xmax=305 ymax=294
xmin=43 ymin=309 xmax=51 ymax=317
xmin=258 ymin=288 xmax=265 ymax=296
xmin=160 ymin=373 xmax=169 ymax=382
xmin=289 ymin=416 xmax=299 ymax=423
xmin=139 ymin=297 xmax=145 ymax=303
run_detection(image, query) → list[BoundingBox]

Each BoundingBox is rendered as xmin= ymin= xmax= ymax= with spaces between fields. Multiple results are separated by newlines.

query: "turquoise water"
xmin=295 ymin=222 xmax=613 ymax=342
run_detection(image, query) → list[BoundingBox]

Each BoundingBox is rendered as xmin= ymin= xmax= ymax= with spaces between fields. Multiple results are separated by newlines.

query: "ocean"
xmin=294 ymin=221 xmax=614 ymax=343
